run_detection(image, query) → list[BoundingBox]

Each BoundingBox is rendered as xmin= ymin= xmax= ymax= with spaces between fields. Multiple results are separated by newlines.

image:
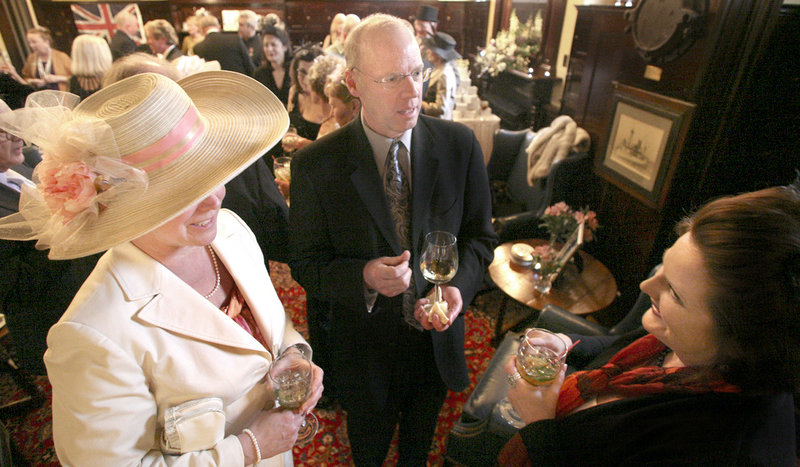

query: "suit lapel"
xmin=347 ymin=120 xmax=404 ymax=253
xmin=115 ymin=241 xmax=268 ymax=355
xmin=0 ymin=186 xmax=20 ymax=216
xmin=410 ymin=119 xmax=439 ymax=256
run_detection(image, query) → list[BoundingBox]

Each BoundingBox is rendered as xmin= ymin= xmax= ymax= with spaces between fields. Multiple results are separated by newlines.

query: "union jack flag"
xmin=70 ymin=3 xmax=143 ymax=43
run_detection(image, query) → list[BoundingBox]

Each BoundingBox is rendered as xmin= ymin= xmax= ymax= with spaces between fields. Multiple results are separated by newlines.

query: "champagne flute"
xmin=419 ymin=231 xmax=458 ymax=306
xmin=268 ymin=346 xmax=318 ymax=445
xmin=497 ymin=328 xmax=568 ymax=428
xmin=273 ymin=156 xmax=292 ymax=183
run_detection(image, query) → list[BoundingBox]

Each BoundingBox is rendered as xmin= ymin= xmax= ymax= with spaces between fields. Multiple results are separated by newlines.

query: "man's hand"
xmin=363 ymin=251 xmax=412 ymax=297
xmin=414 ymin=285 xmax=463 ymax=332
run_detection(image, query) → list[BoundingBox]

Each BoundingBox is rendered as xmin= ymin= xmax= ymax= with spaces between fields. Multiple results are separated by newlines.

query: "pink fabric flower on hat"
xmin=37 ymin=159 xmax=98 ymax=222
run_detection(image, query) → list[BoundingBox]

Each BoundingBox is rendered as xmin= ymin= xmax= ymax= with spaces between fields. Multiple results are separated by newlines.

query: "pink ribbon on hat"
xmin=122 ymin=105 xmax=206 ymax=173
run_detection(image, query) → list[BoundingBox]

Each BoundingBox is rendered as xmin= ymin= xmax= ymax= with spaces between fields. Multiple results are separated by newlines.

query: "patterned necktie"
xmin=385 ymin=140 xmax=421 ymax=330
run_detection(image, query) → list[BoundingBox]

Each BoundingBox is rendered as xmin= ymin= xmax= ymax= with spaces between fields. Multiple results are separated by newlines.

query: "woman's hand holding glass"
xmin=504 ymin=353 xmax=567 ymax=425
xmin=268 ymin=346 xmax=323 ymax=445
xmin=498 ymin=328 xmax=571 ymax=428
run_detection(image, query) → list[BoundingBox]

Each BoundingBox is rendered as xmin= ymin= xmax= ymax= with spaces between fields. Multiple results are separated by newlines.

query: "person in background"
xmin=0 ymin=97 xmax=101 ymax=376
xmin=421 ymin=32 xmax=460 ymax=120
xmin=282 ymin=45 xmax=325 ymax=153
xmin=325 ymin=14 xmax=360 ymax=57
xmin=110 ymin=11 xmax=141 ymax=62
xmin=194 ymin=15 xmax=254 ymax=75
xmin=180 ymin=15 xmax=204 ymax=56
xmin=238 ymin=10 xmax=262 ymax=69
xmin=252 ymin=24 xmax=292 ymax=107
xmin=318 ymin=68 xmax=360 ymax=138
xmin=102 ymin=52 xmax=179 ymax=86
xmin=68 ymin=34 xmax=112 ymax=100
xmin=322 ymin=13 xmax=346 ymax=50
xmin=302 ymin=54 xmax=343 ymax=140
xmin=21 ymin=26 xmax=70 ymax=91
xmin=0 ymin=71 xmax=322 ymax=465
xmin=289 ymin=14 xmax=496 ymax=465
xmin=144 ymin=19 xmax=183 ymax=62
xmin=413 ymin=5 xmax=439 ymax=42
xmin=500 ymin=185 xmax=800 ymax=465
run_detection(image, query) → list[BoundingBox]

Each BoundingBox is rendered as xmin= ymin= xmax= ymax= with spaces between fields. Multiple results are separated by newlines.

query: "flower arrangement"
xmin=475 ymin=10 xmax=543 ymax=78
xmin=540 ymin=202 xmax=599 ymax=245
xmin=37 ymin=160 xmax=100 ymax=222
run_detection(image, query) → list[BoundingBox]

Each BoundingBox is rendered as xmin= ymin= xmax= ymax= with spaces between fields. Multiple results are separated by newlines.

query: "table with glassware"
xmin=488 ymin=238 xmax=618 ymax=343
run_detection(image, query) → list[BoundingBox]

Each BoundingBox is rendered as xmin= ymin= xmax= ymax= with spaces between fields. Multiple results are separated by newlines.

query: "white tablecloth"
xmin=453 ymin=114 xmax=501 ymax=165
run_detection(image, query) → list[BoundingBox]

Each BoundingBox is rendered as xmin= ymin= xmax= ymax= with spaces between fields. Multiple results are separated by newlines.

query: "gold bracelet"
xmin=242 ymin=428 xmax=261 ymax=464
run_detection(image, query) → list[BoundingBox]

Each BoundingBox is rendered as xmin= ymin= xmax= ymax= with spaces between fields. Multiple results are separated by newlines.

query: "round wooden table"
xmin=488 ymin=239 xmax=618 ymax=342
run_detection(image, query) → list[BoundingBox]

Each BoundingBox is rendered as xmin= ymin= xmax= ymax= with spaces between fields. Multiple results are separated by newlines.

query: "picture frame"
xmin=596 ymin=82 xmax=696 ymax=209
xmin=553 ymin=221 xmax=584 ymax=279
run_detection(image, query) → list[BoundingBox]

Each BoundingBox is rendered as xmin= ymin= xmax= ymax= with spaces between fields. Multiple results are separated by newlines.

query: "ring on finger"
xmin=507 ymin=371 xmax=522 ymax=388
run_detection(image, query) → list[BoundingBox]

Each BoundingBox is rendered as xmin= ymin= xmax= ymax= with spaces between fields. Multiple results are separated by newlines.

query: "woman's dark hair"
xmin=260 ymin=24 xmax=292 ymax=67
xmin=288 ymin=45 xmax=323 ymax=92
xmin=677 ymin=184 xmax=800 ymax=393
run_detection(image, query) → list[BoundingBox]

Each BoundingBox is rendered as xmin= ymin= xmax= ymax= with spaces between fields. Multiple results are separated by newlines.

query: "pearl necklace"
xmin=204 ymin=245 xmax=221 ymax=299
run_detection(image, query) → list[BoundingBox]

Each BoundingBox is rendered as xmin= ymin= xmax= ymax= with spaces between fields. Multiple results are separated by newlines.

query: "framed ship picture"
xmin=597 ymin=82 xmax=695 ymax=209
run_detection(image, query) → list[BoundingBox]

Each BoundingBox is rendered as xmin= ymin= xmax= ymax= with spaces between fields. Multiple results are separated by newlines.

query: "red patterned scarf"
xmin=221 ymin=285 xmax=270 ymax=351
xmin=498 ymin=334 xmax=739 ymax=466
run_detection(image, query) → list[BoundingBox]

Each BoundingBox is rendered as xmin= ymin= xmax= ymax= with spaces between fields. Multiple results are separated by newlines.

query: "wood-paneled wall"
xmin=26 ymin=0 xmax=491 ymax=64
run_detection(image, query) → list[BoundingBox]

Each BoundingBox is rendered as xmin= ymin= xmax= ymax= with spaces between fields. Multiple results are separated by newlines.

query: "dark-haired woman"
xmin=501 ymin=185 xmax=799 ymax=466
xmin=252 ymin=25 xmax=292 ymax=107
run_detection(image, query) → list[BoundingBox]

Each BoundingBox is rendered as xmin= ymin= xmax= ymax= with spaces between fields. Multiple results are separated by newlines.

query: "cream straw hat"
xmin=0 ymin=71 xmax=288 ymax=259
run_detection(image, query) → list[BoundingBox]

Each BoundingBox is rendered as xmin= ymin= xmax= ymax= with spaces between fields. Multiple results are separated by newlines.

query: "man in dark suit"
xmin=289 ymin=14 xmax=496 ymax=466
xmin=194 ymin=15 xmax=254 ymax=76
xmin=144 ymin=19 xmax=184 ymax=62
xmin=0 ymin=100 xmax=100 ymax=374
xmin=110 ymin=11 xmax=140 ymax=62
xmin=222 ymin=157 xmax=289 ymax=270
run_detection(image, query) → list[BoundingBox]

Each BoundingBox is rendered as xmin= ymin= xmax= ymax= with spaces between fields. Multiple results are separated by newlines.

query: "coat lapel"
xmin=410 ymin=119 xmax=439 ymax=256
xmin=114 ymin=235 xmax=268 ymax=355
xmin=347 ymin=120 xmax=403 ymax=254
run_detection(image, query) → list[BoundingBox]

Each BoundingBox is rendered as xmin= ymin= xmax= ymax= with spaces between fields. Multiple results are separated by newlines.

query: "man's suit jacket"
xmin=222 ymin=157 xmax=290 ymax=268
xmin=165 ymin=46 xmax=184 ymax=62
xmin=44 ymin=209 xmax=302 ymax=466
xmin=194 ymin=31 xmax=254 ymax=75
xmin=289 ymin=115 xmax=497 ymax=408
xmin=110 ymin=30 xmax=138 ymax=62
xmin=1 ymin=161 xmax=100 ymax=375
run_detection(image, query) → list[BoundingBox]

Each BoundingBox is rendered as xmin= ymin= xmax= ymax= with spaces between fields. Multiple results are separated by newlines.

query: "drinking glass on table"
xmin=268 ymin=346 xmax=318 ymax=445
xmin=497 ymin=328 xmax=568 ymax=428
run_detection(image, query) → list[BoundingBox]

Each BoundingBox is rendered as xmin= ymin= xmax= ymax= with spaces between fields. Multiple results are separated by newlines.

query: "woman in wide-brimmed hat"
xmin=0 ymin=71 xmax=323 ymax=465
xmin=421 ymin=32 xmax=461 ymax=120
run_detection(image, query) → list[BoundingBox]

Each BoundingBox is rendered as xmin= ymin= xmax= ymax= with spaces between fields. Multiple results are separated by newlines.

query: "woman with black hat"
xmin=422 ymin=32 xmax=461 ymax=120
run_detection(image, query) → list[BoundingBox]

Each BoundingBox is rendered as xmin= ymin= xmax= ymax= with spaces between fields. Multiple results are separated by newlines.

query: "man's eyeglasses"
xmin=352 ymin=66 xmax=432 ymax=89
xmin=0 ymin=130 xmax=22 ymax=143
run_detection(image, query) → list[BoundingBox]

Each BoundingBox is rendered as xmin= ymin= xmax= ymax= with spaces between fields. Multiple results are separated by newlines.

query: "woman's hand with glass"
xmin=504 ymin=355 xmax=567 ymax=425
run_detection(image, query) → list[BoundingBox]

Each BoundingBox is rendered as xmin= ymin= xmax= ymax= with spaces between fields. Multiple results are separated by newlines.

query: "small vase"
xmin=532 ymin=261 xmax=557 ymax=294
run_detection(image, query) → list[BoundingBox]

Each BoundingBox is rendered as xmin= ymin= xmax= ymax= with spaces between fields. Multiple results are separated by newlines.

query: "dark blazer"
xmin=165 ymin=46 xmax=184 ymax=62
xmin=222 ymin=157 xmax=289 ymax=268
xmin=289 ymin=116 xmax=497 ymax=407
xmin=0 ymin=162 xmax=100 ymax=374
xmin=194 ymin=31 xmax=254 ymax=75
xmin=110 ymin=30 xmax=138 ymax=62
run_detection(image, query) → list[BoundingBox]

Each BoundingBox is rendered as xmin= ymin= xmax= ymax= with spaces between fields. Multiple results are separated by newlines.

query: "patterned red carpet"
xmin=2 ymin=263 xmax=499 ymax=466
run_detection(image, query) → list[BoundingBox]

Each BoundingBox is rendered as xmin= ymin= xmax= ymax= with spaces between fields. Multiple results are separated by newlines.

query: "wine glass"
xmin=419 ymin=231 xmax=458 ymax=306
xmin=268 ymin=346 xmax=318 ymax=445
xmin=497 ymin=328 xmax=568 ymax=428
xmin=273 ymin=156 xmax=292 ymax=183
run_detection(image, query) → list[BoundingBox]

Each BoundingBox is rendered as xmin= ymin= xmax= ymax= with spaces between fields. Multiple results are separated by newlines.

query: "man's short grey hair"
xmin=144 ymin=19 xmax=178 ymax=45
xmin=114 ymin=11 xmax=136 ymax=27
xmin=343 ymin=14 xmax=413 ymax=70
xmin=238 ymin=10 xmax=259 ymax=29
xmin=198 ymin=15 xmax=220 ymax=32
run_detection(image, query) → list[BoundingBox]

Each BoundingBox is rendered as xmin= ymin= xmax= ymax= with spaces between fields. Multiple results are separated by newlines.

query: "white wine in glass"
xmin=420 ymin=231 xmax=458 ymax=303
xmin=268 ymin=346 xmax=318 ymax=444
